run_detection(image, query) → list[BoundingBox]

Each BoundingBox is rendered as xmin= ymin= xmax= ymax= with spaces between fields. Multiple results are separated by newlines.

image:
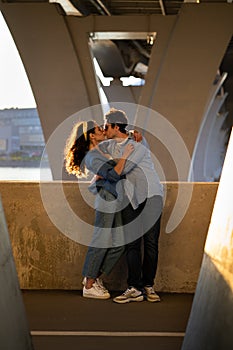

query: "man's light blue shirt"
xmin=98 ymin=137 xmax=164 ymax=209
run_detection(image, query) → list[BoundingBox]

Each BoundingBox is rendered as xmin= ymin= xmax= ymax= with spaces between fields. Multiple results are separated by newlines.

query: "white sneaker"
xmin=82 ymin=277 xmax=109 ymax=294
xmin=83 ymin=282 xmax=110 ymax=299
xmin=144 ymin=286 xmax=160 ymax=302
xmin=96 ymin=278 xmax=108 ymax=293
xmin=113 ymin=287 xmax=144 ymax=304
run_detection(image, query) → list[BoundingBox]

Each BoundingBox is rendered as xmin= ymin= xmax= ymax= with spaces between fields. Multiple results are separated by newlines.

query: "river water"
xmin=0 ymin=167 xmax=53 ymax=181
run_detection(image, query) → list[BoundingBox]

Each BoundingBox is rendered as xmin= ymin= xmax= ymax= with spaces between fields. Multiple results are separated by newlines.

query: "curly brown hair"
xmin=64 ymin=120 xmax=96 ymax=178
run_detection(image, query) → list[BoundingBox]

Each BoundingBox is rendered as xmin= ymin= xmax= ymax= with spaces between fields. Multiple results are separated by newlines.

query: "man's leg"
xmin=141 ymin=195 xmax=163 ymax=302
xmin=113 ymin=201 xmax=145 ymax=303
xmin=126 ymin=236 xmax=142 ymax=288
xmin=142 ymin=214 xmax=161 ymax=286
xmin=141 ymin=195 xmax=163 ymax=285
xmin=122 ymin=201 xmax=145 ymax=288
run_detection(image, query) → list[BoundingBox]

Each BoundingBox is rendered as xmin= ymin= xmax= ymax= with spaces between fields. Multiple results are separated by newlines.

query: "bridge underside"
xmin=0 ymin=1 xmax=233 ymax=180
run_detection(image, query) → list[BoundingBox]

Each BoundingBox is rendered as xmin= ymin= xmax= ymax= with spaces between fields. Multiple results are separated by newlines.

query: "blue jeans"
xmin=82 ymin=189 xmax=125 ymax=278
xmin=122 ymin=195 xmax=163 ymax=289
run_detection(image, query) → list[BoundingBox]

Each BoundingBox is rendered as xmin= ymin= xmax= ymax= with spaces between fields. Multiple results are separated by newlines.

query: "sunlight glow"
xmin=0 ymin=12 xmax=36 ymax=109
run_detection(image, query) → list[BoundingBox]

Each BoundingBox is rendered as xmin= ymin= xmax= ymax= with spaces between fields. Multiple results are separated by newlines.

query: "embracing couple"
xmin=64 ymin=108 xmax=164 ymax=304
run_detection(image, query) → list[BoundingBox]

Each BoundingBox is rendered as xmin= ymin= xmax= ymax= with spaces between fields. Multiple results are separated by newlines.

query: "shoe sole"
xmin=146 ymin=296 xmax=160 ymax=302
xmin=83 ymin=293 xmax=110 ymax=300
xmin=113 ymin=295 xmax=144 ymax=304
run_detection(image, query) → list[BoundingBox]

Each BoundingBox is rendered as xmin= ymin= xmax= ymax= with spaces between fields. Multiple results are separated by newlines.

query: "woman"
xmin=64 ymin=120 xmax=134 ymax=299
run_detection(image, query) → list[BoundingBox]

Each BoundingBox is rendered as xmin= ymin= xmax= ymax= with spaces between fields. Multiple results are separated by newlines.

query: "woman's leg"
xmin=82 ymin=245 xmax=108 ymax=281
xmin=100 ymin=206 xmax=126 ymax=275
xmin=82 ymin=189 xmax=117 ymax=284
xmin=100 ymin=245 xmax=125 ymax=276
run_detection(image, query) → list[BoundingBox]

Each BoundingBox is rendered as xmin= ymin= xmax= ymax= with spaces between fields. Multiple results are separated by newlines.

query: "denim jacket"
xmin=84 ymin=148 xmax=123 ymax=198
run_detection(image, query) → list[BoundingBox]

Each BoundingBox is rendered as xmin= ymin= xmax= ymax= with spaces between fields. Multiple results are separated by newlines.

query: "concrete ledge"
xmin=0 ymin=181 xmax=218 ymax=292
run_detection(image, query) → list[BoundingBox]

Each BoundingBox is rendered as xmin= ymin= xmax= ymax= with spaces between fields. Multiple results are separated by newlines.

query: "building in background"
xmin=0 ymin=108 xmax=46 ymax=166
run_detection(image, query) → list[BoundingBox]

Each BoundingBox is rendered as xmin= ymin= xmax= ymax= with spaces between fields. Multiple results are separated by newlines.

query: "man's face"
xmin=104 ymin=123 xmax=118 ymax=139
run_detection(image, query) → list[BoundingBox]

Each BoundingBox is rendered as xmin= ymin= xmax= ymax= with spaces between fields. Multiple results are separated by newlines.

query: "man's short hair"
xmin=105 ymin=108 xmax=128 ymax=125
xmin=105 ymin=108 xmax=128 ymax=133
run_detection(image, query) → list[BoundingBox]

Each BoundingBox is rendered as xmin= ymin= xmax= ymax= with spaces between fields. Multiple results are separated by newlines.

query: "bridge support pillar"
xmin=182 ymin=129 xmax=233 ymax=349
xmin=0 ymin=197 xmax=33 ymax=350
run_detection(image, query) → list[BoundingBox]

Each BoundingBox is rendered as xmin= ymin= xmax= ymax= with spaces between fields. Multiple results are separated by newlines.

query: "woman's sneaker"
xmin=83 ymin=281 xmax=110 ymax=299
xmin=96 ymin=278 xmax=109 ymax=293
xmin=113 ymin=287 xmax=144 ymax=304
xmin=82 ymin=277 xmax=109 ymax=293
xmin=144 ymin=286 xmax=160 ymax=302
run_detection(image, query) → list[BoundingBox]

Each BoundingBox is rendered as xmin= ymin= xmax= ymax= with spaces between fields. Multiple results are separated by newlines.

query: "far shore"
xmin=0 ymin=160 xmax=49 ymax=168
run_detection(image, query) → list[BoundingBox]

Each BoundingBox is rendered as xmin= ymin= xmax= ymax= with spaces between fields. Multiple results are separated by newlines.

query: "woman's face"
xmin=93 ymin=124 xmax=105 ymax=143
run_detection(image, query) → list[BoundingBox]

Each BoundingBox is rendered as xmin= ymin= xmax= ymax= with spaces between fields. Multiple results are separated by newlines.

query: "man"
xmin=98 ymin=108 xmax=164 ymax=303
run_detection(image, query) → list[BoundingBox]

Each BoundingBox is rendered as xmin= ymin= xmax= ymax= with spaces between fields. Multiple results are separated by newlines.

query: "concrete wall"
xmin=0 ymin=181 xmax=217 ymax=293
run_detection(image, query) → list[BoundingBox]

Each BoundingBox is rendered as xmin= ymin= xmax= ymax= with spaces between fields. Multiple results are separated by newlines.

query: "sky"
xmin=0 ymin=11 xmax=143 ymax=110
xmin=0 ymin=12 xmax=36 ymax=110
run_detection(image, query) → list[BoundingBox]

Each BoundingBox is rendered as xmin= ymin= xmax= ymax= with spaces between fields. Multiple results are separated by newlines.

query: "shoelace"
xmin=146 ymin=287 xmax=155 ymax=294
xmin=122 ymin=288 xmax=133 ymax=296
xmin=92 ymin=282 xmax=105 ymax=293
xmin=83 ymin=277 xmax=107 ymax=292
xmin=96 ymin=278 xmax=108 ymax=292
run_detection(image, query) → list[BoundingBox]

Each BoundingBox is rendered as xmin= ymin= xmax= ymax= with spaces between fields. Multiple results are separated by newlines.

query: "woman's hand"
xmin=133 ymin=130 xmax=143 ymax=142
xmin=113 ymin=143 xmax=134 ymax=175
xmin=122 ymin=143 xmax=134 ymax=159
xmin=129 ymin=130 xmax=143 ymax=142
xmin=90 ymin=174 xmax=103 ymax=184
